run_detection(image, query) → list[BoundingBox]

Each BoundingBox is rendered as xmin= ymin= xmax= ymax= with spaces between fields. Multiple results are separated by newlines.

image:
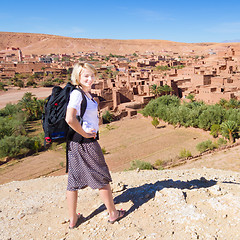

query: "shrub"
xmin=217 ymin=138 xmax=227 ymax=147
xmin=0 ymin=135 xmax=41 ymax=158
xmin=0 ymin=117 xmax=26 ymax=139
xmin=14 ymin=80 xmax=24 ymax=88
xmin=0 ymin=103 xmax=21 ymax=117
xmin=101 ymin=147 xmax=107 ymax=154
xmin=154 ymin=159 xmax=165 ymax=170
xmin=129 ymin=160 xmax=154 ymax=170
xmin=151 ymin=117 xmax=159 ymax=128
xmin=196 ymin=140 xmax=217 ymax=153
xmin=41 ymin=80 xmax=54 ymax=87
xmin=210 ymin=124 xmax=220 ymax=138
xmin=26 ymin=79 xmax=36 ymax=86
xmin=28 ymin=136 xmax=42 ymax=152
xmin=0 ymin=82 xmax=5 ymax=90
xmin=102 ymin=111 xmax=114 ymax=123
xmin=179 ymin=149 xmax=192 ymax=158
xmin=53 ymin=78 xmax=64 ymax=84
xmin=106 ymin=124 xmax=115 ymax=130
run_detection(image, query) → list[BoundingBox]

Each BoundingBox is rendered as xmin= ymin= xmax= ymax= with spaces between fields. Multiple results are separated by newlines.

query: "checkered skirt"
xmin=67 ymin=133 xmax=112 ymax=191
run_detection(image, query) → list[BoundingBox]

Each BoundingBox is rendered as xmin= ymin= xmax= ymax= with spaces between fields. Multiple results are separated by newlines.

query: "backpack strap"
xmin=65 ymin=87 xmax=87 ymax=173
xmin=79 ymin=88 xmax=87 ymax=119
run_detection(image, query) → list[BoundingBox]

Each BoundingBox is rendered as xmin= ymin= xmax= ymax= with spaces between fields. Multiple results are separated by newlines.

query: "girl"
xmin=65 ymin=63 xmax=125 ymax=229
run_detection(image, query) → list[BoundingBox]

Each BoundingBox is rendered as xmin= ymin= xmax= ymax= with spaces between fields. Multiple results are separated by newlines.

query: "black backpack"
xmin=42 ymin=82 xmax=87 ymax=146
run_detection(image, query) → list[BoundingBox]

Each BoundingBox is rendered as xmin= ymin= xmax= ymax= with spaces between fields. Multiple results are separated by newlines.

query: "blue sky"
xmin=1 ymin=0 xmax=240 ymax=43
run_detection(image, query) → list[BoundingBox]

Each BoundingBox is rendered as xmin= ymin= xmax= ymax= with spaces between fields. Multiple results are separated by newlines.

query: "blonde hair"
xmin=71 ymin=62 xmax=97 ymax=86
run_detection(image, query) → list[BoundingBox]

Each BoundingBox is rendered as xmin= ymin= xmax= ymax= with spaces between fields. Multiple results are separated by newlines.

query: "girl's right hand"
xmin=84 ymin=128 xmax=97 ymax=139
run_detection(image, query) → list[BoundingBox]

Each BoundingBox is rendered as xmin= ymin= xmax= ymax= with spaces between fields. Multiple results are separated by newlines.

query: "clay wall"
xmin=190 ymin=74 xmax=211 ymax=87
xmin=15 ymin=63 xmax=49 ymax=73
xmin=195 ymin=90 xmax=235 ymax=104
xmin=118 ymin=88 xmax=134 ymax=102
xmin=99 ymin=100 xmax=113 ymax=110
xmin=211 ymin=76 xmax=224 ymax=87
xmin=1 ymin=69 xmax=16 ymax=77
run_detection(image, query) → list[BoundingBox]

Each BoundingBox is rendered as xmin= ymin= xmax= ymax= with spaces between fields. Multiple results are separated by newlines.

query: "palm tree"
xmin=150 ymin=84 xmax=158 ymax=98
xmin=218 ymin=98 xmax=228 ymax=108
xmin=158 ymin=84 xmax=173 ymax=95
xmin=220 ymin=120 xmax=238 ymax=143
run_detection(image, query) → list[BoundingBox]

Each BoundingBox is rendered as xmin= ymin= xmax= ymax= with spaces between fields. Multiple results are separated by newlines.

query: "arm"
xmin=65 ymin=107 xmax=96 ymax=139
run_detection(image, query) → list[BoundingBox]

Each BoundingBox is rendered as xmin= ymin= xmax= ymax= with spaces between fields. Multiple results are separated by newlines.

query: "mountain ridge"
xmin=1 ymin=31 xmax=239 ymax=55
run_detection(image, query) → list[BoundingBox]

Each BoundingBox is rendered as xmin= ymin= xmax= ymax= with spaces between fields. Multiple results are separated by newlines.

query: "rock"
xmin=208 ymin=185 xmax=222 ymax=195
xmin=111 ymin=181 xmax=126 ymax=193
xmin=200 ymin=177 xmax=208 ymax=182
xmin=17 ymin=213 xmax=25 ymax=219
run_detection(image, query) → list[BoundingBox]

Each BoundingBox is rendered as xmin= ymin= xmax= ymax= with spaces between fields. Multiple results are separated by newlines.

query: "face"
xmin=79 ymin=68 xmax=95 ymax=89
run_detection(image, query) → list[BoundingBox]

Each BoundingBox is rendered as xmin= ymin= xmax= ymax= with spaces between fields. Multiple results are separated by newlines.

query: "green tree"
xmin=150 ymin=84 xmax=158 ymax=97
xmin=160 ymin=84 xmax=173 ymax=95
xmin=218 ymin=98 xmax=228 ymax=108
xmin=220 ymin=120 xmax=239 ymax=143
xmin=186 ymin=94 xmax=195 ymax=102
xmin=210 ymin=124 xmax=220 ymax=138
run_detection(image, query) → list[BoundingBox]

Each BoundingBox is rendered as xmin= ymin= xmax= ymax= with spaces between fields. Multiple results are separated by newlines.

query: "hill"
xmin=1 ymin=31 xmax=240 ymax=55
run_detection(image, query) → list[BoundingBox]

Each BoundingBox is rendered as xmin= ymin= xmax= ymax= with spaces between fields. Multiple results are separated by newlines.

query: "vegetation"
xmin=0 ymin=93 xmax=45 ymax=159
xmin=151 ymin=117 xmax=159 ymax=128
xmin=210 ymin=124 xmax=220 ymax=138
xmin=186 ymin=94 xmax=195 ymax=102
xmin=41 ymin=79 xmax=55 ymax=87
xmin=102 ymin=110 xmax=114 ymax=123
xmin=142 ymin=95 xmax=240 ymax=142
xmin=154 ymin=159 xmax=165 ymax=170
xmin=217 ymin=137 xmax=227 ymax=146
xmin=150 ymin=84 xmax=173 ymax=98
xmin=220 ymin=120 xmax=239 ymax=143
xmin=196 ymin=140 xmax=218 ymax=153
xmin=0 ymin=82 xmax=6 ymax=91
xmin=179 ymin=149 xmax=192 ymax=158
xmin=109 ymin=53 xmax=125 ymax=58
xmin=155 ymin=65 xmax=185 ymax=71
xmin=128 ymin=160 xmax=154 ymax=170
xmin=101 ymin=147 xmax=107 ymax=154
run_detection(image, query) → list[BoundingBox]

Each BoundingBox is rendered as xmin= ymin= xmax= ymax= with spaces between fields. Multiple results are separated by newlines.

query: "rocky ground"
xmin=0 ymin=168 xmax=240 ymax=240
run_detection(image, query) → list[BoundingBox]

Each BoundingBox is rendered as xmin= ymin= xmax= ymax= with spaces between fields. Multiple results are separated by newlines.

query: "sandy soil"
xmin=2 ymin=31 xmax=240 ymax=55
xmin=0 ymin=168 xmax=240 ymax=240
xmin=0 ymin=114 xmax=219 ymax=185
xmin=0 ymin=86 xmax=53 ymax=109
xmin=1 ymin=88 xmax=240 ymax=239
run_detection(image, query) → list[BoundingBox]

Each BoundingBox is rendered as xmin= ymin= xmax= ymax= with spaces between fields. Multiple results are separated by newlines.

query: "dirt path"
xmin=0 ymin=86 xmax=53 ymax=108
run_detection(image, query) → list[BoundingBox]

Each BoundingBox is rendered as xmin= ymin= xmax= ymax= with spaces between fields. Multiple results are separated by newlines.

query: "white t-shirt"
xmin=67 ymin=89 xmax=99 ymax=133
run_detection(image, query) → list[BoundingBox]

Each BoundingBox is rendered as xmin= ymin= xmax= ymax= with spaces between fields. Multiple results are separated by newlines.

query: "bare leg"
xmin=99 ymin=184 xmax=124 ymax=221
xmin=66 ymin=190 xmax=78 ymax=227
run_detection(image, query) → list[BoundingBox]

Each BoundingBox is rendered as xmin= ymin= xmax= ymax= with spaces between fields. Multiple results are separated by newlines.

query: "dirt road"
xmin=0 ymin=86 xmax=52 ymax=108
